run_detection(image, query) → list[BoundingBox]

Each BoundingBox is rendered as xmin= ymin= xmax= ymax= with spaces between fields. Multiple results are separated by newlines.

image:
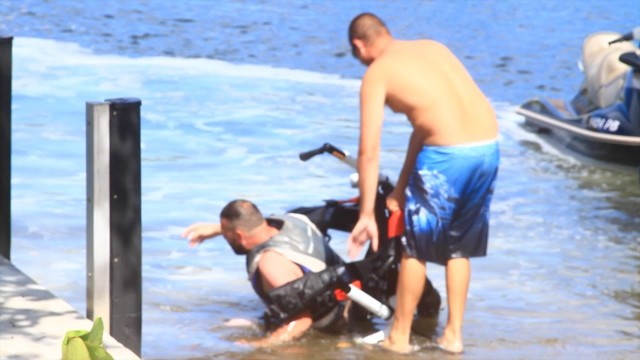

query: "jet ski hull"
xmin=516 ymin=30 xmax=640 ymax=170
xmin=516 ymin=103 xmax=640 ymax=167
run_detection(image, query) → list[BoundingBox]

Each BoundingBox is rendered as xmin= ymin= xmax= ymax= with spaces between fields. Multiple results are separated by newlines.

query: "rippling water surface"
xmin=2 ymin=1 xmax=638 ymax=359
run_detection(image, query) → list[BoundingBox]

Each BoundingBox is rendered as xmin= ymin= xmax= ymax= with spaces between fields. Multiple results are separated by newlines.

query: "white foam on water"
xmin=10 ymin=35 xmax=364 ymax=230
xmin=13 ymin=37 xmax=360 ymax=95
xmin=492 ymin=101 xmax=582 ymax=165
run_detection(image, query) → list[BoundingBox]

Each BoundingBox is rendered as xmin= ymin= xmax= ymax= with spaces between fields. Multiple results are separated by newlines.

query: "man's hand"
xmin=347 ymin=215 xmax=379 ymax=259
xmin=181 ymin=223 xmax=222 ymax=247
xmin=386 ymin=187 xmax=406 ymax=213
xmin=235 ymin=316 xmax=313 ymax=347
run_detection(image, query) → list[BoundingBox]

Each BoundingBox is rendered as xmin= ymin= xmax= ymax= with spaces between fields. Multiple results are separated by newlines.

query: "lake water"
xmin=1 ymin=1 xmax=639 ymax=359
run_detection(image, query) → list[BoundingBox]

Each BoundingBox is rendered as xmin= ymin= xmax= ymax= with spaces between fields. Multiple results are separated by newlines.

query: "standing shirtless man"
xmin=346 ymin=13 xmax=500 ymax=354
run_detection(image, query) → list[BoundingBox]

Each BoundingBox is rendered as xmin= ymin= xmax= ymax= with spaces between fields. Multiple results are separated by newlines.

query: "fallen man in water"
xmin=182 ymin=198 xmax=441 ymax=346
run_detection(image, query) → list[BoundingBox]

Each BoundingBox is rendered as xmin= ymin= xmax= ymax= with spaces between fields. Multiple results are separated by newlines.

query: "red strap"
xmin=387 ymin=210 xmax=404 ymax=238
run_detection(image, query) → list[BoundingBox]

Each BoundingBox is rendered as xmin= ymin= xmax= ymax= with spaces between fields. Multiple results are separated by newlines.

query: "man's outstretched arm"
xmin=181 ymin=222 xmax=222 ymax=247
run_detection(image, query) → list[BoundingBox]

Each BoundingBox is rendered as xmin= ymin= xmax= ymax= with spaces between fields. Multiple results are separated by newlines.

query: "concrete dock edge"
xmin=0 ymin=256 xmax=140 ymax=359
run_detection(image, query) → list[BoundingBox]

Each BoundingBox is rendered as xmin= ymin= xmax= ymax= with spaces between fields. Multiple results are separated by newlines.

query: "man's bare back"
xmin=362 ymin=39 xmax=498 ymax=145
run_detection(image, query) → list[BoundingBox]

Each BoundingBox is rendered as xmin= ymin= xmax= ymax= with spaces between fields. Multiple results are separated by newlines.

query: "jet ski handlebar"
xmin=299 ymin=143 xmax=395 ymax=187
xmin=299 ymin=142 xmax=358 ymax=169
xmin=608 ymin=27 xmax=640 ymax=45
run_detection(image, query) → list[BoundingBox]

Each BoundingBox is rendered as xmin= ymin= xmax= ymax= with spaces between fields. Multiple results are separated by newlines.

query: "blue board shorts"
xmin=403 ymin=140 xmax=500 ymax=265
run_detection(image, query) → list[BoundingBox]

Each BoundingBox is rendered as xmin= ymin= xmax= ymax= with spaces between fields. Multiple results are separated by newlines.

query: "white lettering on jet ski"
xmin=588 ymin=116 xmax=621 ymax=132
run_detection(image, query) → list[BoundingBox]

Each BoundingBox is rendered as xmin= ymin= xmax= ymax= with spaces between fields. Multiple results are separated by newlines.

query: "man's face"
xmin=351 ymin=40 xmax=372 ymax=66
xmin=221 ymin=219 xmax=248 ymax=255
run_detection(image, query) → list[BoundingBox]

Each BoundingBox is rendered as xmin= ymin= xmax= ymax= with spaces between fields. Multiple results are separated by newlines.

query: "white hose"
xmin=346 ymin=284 xmax=392 ymax=320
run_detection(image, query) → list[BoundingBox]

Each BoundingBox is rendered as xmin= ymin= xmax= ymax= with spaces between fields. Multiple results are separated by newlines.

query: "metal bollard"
xmin=86 ymin=98 xmax=142 ymax=356
xmin=0 ymin=36 xmax=13 ymax=261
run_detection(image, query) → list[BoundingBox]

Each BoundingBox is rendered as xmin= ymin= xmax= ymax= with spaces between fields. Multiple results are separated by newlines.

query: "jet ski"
xmin=279 ymin=143 xmax=441 ymax=324
xmin=516 ymin=27 xmax=640 ymax=168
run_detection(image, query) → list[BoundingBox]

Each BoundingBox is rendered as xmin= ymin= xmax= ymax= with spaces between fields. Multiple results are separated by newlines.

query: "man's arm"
xmin=348 ymin=66 xmax=387 ymax=258
xmin=357 ymin=67 xmax=387 ymax=218
xmin=247 ymin=250 xmax=313 ymax=346
xmin=386 ymin=129 xmax=425 ymax=212
xmin=181 ymin=223 xmax=222 ymax=247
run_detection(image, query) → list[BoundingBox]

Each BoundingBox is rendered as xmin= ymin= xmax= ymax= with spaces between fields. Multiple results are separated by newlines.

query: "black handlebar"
xmin=609 ymin=33 xmax=631 ymax=45
xmin=299 ymin=143 xmax=347 ymax=161
xmin=609 ymin=31 xmax=634 ymax=45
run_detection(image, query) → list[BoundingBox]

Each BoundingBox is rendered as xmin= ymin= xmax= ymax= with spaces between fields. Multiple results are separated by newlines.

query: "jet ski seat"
xmin=582 ymin=32 xmax=636 ymax=109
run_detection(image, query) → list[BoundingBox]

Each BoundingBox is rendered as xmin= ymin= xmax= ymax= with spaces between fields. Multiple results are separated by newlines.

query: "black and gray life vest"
xmin=245 ymin=214 xmax=341 ymax=278
xmin=245 ymin=213 xmax=345 ymax=330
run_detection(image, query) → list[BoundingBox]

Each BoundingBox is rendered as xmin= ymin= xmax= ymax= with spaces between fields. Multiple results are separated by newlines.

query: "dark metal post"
xmin=107 ymin=98 xmax=142 ymax=356
xmin=86 ymin=98 xmax=142 ymax=356
xmin=0 ymin=37 xmax=13 ymax=261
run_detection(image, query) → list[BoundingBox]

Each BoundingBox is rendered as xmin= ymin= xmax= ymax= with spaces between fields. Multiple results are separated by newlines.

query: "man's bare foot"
xmin=436 ymin=335 xmax=463 ymax=354
xmin=380 ymin=336 xmax=420 ymax=354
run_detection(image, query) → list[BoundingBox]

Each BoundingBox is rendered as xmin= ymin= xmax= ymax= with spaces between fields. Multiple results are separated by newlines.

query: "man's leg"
xmin=438 ymin=257 xmax=470 ymax=353
xmin=382 ymin=253 xmax=425 ymax=353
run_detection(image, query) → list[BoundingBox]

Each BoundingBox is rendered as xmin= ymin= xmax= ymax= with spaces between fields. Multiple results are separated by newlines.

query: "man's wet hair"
xmin=220 ymin=199 xmax=264 ymax=231
xmin=348 ymin=12 xmax=390 ymax=44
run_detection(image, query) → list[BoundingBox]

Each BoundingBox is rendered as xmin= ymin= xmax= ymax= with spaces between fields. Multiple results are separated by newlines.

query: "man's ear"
xmin=236 ymin=229 xmax=248 ymax=246
xmin=352 ymin=38 xmax=366 ymax=54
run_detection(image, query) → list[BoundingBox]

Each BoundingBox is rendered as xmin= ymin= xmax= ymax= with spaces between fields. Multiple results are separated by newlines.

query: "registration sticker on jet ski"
xmin=587 ymin=116 xmax=621 ymax=132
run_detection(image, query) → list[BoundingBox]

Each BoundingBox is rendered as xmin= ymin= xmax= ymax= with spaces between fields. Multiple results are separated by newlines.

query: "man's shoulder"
xmin=259 ymin=248 xmax=288 ymax=261
xmin=367 ymin=40 xmax=433 ymax=69
xmin=361 ymin=59 xmax=388 ymax=84
xmin=391 ymin=39 xmax=447 ymax=58
xmin=367 ymin=40 xmax=452 ymax=78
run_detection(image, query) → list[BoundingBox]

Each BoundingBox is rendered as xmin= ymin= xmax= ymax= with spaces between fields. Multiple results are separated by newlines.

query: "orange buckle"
xmin=334 ymin=280 xmax=362 ymax=301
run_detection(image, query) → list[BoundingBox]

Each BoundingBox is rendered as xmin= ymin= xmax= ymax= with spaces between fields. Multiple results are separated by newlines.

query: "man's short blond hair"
xmin=348 ymin=12 xmax=390 ymax=44
xmin=220 ymin=199 xmax=264 ymax=232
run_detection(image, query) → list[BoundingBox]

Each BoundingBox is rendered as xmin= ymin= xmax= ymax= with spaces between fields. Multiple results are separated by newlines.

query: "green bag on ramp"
xmin=61 ymin=317 xmax=114 ymax=360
